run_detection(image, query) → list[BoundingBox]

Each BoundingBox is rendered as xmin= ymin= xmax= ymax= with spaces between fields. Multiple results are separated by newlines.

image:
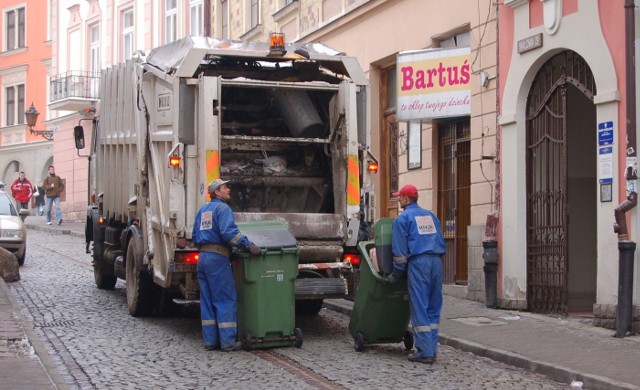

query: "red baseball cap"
xmin=392 ymin=184 xmax=418 ymax=197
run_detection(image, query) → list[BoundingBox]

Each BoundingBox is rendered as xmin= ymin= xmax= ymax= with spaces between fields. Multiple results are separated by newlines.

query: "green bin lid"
xmin=237 ymin=220 xmax=297 ymax=250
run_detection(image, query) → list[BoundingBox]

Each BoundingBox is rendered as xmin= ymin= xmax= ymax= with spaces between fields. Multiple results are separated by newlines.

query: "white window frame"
xmin=250 ymin=0 xmax=259 ymax=29
xmin=221 ymin=0 xmax=229 ymax=39
xmin=122 ymin=8 xmax=134 ymax=61
xmin=165 ymin=0 xmax=177 ymax=44
xmin=89 ymin=24 xmax=100 ymax=98
xmin=4 ymin=84 xmax=25 ymax=126
xmin=4 ymin=5 xmax=26 ymax=51
xmin=190 ymin=0 xmax=203 ymax=36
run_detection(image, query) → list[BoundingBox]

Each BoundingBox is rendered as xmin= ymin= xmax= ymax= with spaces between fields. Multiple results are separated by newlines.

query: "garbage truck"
xmin=75 ymin=36 xmax=377 ymax=316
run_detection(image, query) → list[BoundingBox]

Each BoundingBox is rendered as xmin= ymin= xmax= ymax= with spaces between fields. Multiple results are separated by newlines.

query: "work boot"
xmin=408 ymin=353 xmax=435 ymax=365
xmin=204 ymin=344 xmax=220 ymax=351
xmin=221 ymin=341 xmax=243 ymax=352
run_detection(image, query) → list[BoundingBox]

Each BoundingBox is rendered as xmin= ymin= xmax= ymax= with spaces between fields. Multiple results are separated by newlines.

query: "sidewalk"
xmin=326 ymin=296 xmax=640 ymax=390
xmin=0 ymin=217 xmax=83 ymax=389
xmin=6 ymin=217 xmax=640 ymax=390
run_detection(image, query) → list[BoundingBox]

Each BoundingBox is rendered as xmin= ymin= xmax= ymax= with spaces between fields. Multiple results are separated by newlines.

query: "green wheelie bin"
xmin=348 ymin=219 xmax=413 ymax=352
xmin=233 ymin=221 xmax=303 ymax=350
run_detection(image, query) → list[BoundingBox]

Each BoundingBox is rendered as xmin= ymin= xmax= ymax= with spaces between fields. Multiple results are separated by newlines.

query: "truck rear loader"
xmin=76 ymin=36 xmax=376 ymax=316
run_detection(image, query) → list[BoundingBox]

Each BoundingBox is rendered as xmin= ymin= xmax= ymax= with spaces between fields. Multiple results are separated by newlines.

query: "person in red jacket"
xmin=10 ymin=171 xmax=33 ymax=220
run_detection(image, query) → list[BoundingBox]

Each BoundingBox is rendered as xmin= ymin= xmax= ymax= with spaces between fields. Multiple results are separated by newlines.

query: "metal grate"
xmin=438 ymin=121 xmax=470 ymax=284
xmin=525 ymin=51 xmax=595 ymax=314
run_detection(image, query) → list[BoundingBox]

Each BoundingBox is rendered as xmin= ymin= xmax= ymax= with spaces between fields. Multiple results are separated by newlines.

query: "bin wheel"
xmin=243 ymin=331 xmax=253 ymax=351
xmin=403 ymin=330 xmax=414 ymax=350
xmin=354 ymin=331 xmax=366 ymax=352
xmin=294 ymin=328 xmax=303 ymax=348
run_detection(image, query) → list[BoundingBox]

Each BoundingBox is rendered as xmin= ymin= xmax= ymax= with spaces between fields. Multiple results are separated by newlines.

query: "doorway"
xmin=525 ymin=50 xmax=597 ymax=314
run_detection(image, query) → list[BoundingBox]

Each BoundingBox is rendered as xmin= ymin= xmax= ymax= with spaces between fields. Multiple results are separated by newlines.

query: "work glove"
xmin=384 ymin=270 xmax=404 ymax=284
xmin=248 ymin=243 xmax=262 ymax=256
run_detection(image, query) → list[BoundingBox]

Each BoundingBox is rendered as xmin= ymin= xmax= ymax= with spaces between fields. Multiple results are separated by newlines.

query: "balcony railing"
xmin=50 ymin=71 xmax=100 ymax=103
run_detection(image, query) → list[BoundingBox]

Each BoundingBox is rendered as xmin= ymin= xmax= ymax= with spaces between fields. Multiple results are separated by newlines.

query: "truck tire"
xmin=295 ymin=299 xmax=324 ymax=316
xmin=94 ymin=260 xmax=117 ymax=289
xmin=125 ymin=233 xmax=155 ymax=317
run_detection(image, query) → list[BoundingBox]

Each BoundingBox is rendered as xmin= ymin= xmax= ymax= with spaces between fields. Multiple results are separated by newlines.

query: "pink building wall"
xmin=0 ymin=0 xmax=52 ymax=145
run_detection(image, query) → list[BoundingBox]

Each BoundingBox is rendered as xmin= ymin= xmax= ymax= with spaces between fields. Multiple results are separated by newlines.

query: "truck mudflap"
xmin=295 ymin=261 xmax=351 ymax=299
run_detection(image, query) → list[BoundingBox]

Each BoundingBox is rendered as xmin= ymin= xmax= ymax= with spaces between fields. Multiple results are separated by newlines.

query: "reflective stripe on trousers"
xmin=408 ymin=254 xmax=443 ymax=358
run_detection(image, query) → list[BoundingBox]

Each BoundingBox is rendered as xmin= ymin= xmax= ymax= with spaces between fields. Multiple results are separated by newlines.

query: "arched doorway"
xmin=525 ymin=50 xmax=597 ymax=314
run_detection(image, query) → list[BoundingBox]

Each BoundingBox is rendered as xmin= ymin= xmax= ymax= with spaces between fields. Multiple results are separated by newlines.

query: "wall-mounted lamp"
xmin=24 ymin=102 xmax=54 ymax=141
xmin=479 ymin=71 xmax=495 ymax=88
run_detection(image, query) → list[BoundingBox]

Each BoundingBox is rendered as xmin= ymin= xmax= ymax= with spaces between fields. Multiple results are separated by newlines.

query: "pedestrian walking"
xmin=386 ymin=184 xmax=446 ymax=365
xmin=42 ymin=166 xmax=65 ymax=225
xmin=34 ymin=184 xmax=45 ymax=215
xmin=192 ymin=179 xmax=261 ymax=352
xmin=10 ymin=172 xmax=33 ymax=220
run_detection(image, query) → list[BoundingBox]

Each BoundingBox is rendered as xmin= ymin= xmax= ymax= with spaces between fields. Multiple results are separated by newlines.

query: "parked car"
xmin=0 ymin=189 xmax=28 ymax=265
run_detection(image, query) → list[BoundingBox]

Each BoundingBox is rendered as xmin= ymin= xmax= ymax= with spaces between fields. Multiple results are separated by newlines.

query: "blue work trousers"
xmin=197 ymin=251 xmax=238 ymax=349
xmin=408 ymin=254 xmax=443 ymax=358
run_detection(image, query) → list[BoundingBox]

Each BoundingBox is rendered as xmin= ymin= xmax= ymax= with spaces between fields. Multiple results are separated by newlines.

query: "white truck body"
xmin=83 ymin=36 xmax=375 ymax=315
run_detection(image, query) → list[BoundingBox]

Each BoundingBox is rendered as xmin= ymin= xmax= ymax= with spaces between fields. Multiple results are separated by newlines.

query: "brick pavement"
xmin=2 ymin=216 xmax=640 ymax=390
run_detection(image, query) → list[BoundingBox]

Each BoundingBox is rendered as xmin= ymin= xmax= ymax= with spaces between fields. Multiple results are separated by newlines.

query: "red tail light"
xmin=185 ymin=253 xmax=199 ymax=264
xmin=175 ymin=251 xmax=199 ymax=264
xmin=343 ymin=253 xmax=360 ymax=266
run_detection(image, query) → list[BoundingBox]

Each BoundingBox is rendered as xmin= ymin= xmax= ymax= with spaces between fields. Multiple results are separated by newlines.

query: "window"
xmin=250 ymin=0 xmax=259 ymax=29
xmin=165 ymin=0 xmax=177 ymax=43
xmin=122 ymin=9 xmax=134 ymax=60
xmin=221 ymin=1 xmax=229 ymax=38
xmin=190 ymin=0 xmax=203 ymax=36
xmin=438 ymin=31 xmax=470 ymax=49
xmin=5 ymin=6 xmax=26 ymax=51
xmin=89 ymin=24 xmax=100 ymax=97
xmin=5 ymin=84 xmax=25 ymax=126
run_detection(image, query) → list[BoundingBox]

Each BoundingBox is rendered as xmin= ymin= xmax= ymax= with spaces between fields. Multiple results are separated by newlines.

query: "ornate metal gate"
xmin=525 ymin=51 xmax=595 ymax=314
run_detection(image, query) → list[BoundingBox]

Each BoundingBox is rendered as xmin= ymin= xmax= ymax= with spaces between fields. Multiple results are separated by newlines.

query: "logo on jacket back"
xmin=200 ymin=211 xmax=212 ymax=230
xmin=415 ymin=215 xmax=436 ymax=235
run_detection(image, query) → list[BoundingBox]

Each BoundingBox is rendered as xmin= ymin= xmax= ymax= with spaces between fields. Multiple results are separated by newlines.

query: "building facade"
xmin=49 ymin=0 xmax=208 ymax=221
xmin=210 ymin=0 xmax=498 ymax=301
xmin=0 ymin=0 xmax=53 ymax=200
xmin=498 ymin=0 xmax=638 ymax=327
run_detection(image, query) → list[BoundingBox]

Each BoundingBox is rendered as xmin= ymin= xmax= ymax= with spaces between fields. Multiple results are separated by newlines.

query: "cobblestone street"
xmin=8 ymin=230 xmax=565 ymax=389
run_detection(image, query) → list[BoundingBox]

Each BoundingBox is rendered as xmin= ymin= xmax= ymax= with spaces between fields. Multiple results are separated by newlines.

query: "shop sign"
xmin=396 ymin=47 xmax=471 ymax=121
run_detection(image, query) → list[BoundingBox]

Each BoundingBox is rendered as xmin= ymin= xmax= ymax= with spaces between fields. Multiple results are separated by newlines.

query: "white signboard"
xmin=599 ymin=146 xmax=613 ymax=184
xmin=396 ymin=47 xmax=471 ymax=121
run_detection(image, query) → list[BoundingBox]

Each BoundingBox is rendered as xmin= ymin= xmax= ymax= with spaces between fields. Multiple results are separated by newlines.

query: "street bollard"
xmin=615 ymin=241 xmax=636 ymax=338
xmin=482 ymin=239 xmax=498 ymax=309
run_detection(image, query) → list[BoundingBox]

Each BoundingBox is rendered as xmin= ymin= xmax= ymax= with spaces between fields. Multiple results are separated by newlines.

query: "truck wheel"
xmin=126 ymin=234 xmax=155 ymax=317
xmin=295 ymin=299 xmax=323 ymax=316
xmin=94 ymin=260 xmax=117 ymax=289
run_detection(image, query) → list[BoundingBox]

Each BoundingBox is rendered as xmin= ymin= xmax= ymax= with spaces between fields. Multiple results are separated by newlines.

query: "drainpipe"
xmin=613 ymin=0 xmax=637 ymax=338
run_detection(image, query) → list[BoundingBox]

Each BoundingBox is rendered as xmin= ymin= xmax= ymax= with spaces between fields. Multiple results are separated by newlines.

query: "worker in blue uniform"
xmin=193 ymin=179 xmax=261 ymax=352
xmin=386 ymin=184 xmax=446 ymax=365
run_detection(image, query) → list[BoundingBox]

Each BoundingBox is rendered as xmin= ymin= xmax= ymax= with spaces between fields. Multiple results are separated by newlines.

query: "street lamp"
xmin=24 ymin=102 xmax=54 ymax=141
